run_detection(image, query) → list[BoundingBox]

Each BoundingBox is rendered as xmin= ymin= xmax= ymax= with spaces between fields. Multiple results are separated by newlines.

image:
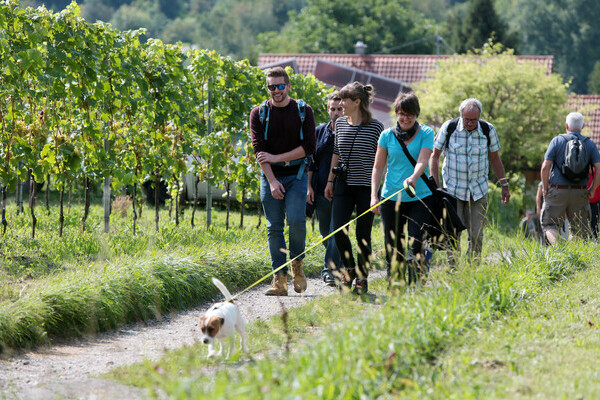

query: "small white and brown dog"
xmin=199 ymin=278 xmax=248 ymax=358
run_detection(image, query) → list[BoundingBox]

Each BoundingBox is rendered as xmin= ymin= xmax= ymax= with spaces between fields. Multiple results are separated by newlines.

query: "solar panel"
xmin=258 ymin=57 xmax=299 ymax=73
xmin=314 ymin=58 xmax=411 ymax=102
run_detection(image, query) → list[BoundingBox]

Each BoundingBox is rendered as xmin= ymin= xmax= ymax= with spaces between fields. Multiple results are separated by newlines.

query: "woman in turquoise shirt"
xmin=371 ymin=92 xmax=434 ymax=286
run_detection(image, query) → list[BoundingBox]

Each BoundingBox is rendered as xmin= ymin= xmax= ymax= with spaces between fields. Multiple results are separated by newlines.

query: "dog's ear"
xmin=217 ymin=317 xmax=225 ymax=326
xmin=199 ymin=316 xmax=207 ymax=328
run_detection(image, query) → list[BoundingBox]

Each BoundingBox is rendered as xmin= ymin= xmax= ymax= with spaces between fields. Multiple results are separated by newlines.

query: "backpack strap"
xmin=394 ymin=126 xmax=438 ymax=194
xmin=258 ymin=99 xmax=308 ymax=180
xmin=560 ymin=132 xmax=589 ymax=143
xmin=443 ymin=117 xmax=460 ymax=150
xmin=259 ymin=99 xmax=306 ymax=141
xmin=259 ymin=100 xmax=270 ymax=140
xmin=443 ymin=117 xmax=491 ymax=150
xmin=297 ymin=99 xmax=306 ymax=140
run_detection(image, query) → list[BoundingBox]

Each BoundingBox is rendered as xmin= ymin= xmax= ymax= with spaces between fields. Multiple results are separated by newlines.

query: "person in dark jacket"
xmin=307 ymin=92 xmax=343 ymax=286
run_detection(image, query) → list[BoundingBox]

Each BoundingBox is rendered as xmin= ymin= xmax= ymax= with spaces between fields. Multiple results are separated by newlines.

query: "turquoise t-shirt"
xmin=378 ymin=124 xmax=434 ymax=202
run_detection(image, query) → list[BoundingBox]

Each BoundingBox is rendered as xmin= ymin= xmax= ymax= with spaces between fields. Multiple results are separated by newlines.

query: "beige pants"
xmin=541 ymin=186 xmax=590 ymax=238
xmin=456 ymin=195 xmax=488 ymax=257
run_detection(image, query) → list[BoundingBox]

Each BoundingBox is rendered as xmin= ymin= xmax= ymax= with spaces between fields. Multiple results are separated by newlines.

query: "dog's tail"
xmin=212 ymin=277 xmax=233 ymax=301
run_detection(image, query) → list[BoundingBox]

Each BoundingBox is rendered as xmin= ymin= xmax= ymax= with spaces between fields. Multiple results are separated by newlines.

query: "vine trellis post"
xmin=206 ymin=82 xmax=213 ymax=230
xmin=103 ymin=136 xmax=111 ymax=233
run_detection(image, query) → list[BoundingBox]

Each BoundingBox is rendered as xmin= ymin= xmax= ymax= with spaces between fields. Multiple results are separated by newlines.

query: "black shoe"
xmin=353 ymin=278 xmax=368 ymax=295
xmin=323 ymin=272 xmax=337 ymax=287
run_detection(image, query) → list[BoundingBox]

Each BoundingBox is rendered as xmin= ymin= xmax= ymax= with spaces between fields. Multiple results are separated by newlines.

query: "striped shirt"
xmin=433 ymin=118 xmax=501 ymax=201
xmin=333 ymin=116 xmax=384 ymax=186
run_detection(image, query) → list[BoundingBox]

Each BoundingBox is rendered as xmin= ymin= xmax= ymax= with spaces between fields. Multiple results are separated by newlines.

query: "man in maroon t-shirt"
xmin=249 ymin=67 xmax=316 ymax=296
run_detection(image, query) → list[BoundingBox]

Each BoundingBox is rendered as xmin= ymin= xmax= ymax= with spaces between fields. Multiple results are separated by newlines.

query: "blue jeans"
xmin=314 ymin=194 xmax=341 ymax=275
xmin=260 ymin=173 xmax=308 ymax=274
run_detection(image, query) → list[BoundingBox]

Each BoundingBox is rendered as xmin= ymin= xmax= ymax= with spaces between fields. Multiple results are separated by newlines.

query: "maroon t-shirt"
xmin=250 ymin=98 xmax=316 ymax=177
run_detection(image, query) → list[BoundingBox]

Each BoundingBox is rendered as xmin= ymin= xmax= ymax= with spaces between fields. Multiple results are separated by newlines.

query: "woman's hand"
xmin=405 ymin=175 xmax=417 ymax=188
xmin=370 ymin=195 xmax=380 ymax=215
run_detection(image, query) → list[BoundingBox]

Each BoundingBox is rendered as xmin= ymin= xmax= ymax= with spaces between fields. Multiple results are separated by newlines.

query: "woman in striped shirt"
xmin=324 ymin=82 xmax=384 ymax=295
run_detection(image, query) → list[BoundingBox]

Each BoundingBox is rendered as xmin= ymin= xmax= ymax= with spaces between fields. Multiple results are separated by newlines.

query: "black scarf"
xmin=393 ymin=121 xmax=420 ymax=142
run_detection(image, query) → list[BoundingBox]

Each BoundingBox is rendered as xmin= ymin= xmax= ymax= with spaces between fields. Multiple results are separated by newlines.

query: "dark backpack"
xmin=442 ymin=117 xmax=491 ymax=150
xmin=258 ymin=99 xmax=306 ymax=140
xmin=560 ymin=133 xmax=590 ymax=182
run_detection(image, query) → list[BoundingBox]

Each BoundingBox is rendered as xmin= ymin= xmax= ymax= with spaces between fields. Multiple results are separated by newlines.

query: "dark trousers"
xmin=591 ymin=201 xmax=600 ymax=238
xmin=332 ymin=180 xmax=374 ymax=279
xmin=314 ymin=194 xmax=341 ymax=274
xmin=380 ymin=195 xmax=434 ymax=284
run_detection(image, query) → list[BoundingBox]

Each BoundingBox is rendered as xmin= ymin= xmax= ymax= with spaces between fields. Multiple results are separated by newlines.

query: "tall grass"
xmin=121 ymin=237 xmax=598 ymax=398
xmin=0 ymin=197 xmax=384 ymax=352
xmin=0 ymin=252 xmax=268 ymax=352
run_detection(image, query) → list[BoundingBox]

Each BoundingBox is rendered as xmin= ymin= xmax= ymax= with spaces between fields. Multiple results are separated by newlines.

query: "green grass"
xmin=417 ymin=244 xmax=600 ymax=398
xmin=0 ymin=198 xmax=268 ymax=281
xmin=5 ymin=189 xmax=597 ymax=398
xmin=106 ymin=232 xmax=599 ymax=398
xmin=0 ymin=194 xmax=385 ymax=352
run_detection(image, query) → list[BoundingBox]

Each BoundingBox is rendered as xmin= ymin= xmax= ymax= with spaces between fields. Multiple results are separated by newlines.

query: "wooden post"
xmin=206 ymin=82 xmax=213 ymax=229
xmin=103 ymin=137 xmax=111 ymax=233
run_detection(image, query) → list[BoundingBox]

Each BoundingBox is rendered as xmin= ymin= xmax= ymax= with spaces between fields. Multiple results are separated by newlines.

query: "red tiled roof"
xmin=569 ymin=95 xmax=600 ymax=145
xmin=258 ymin=54 xmax=554 ymax=84
xmin=258 ymin=54 xmax=600 ymax=148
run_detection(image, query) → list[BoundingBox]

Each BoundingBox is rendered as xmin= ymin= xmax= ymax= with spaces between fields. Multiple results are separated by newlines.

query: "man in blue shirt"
xmin=307 ymin=93 xmax=343 ymax=286
xmin=540 ymin=112 xmax=600 ymax=245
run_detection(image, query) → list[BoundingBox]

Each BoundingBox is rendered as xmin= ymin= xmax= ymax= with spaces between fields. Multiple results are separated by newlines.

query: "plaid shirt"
xmin=433 ymin=118 xmax=501 ymax=201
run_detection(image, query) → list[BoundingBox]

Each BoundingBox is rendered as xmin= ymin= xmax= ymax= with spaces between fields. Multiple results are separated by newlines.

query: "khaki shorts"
xmin=541 ymin=186 xmax=590 ymax=237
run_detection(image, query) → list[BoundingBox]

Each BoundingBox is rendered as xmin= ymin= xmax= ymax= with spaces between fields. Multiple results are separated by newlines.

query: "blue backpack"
xmin=258 ymin=99 xmax=306 ymax=140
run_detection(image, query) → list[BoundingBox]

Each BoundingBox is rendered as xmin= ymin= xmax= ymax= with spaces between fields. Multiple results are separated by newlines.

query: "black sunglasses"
xmin=267 ymin=83 xmax=287 ymax=91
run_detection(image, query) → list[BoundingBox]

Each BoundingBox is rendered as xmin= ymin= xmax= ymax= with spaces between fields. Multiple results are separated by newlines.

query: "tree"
xmin=81 ymin=0 xmax=116 ymax=22
xmin=410 ymin=0 xmax=450 ymax=23
xmin=445 ymin=0 xmax=516 ymax=54
xmin=110 ymin=1 xmax=168 ymax=41
xmin=161 ymin=17 xmax=197 ymax=45
xmin=496 ymin=0 xmax=600 ymax=94
xmin=588 ymin=61 xmax=600 ymax=94
xmin=416 ymin=42 xmax=569 ymax=172
xmin=158 ymin=0 xmax=187 ymax=19
xmin=258 ymin=0 xmax=437 ymax=55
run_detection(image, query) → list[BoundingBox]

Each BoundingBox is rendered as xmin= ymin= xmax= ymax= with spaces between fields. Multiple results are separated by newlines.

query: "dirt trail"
xmin=0 ymin=271 xmax=384 ymax=399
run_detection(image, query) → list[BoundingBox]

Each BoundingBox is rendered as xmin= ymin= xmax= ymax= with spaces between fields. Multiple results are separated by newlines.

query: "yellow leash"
xmin=229 ymin=185 xmax=408 ymax=301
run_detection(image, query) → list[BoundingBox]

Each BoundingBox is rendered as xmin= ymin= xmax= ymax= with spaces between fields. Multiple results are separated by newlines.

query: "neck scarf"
xmin=394 ymin=121 xmax=420 ymax=141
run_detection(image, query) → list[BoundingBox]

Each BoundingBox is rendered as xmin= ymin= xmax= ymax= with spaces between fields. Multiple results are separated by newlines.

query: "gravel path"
xmin=0 ymin=270 xmax=385 ymax=399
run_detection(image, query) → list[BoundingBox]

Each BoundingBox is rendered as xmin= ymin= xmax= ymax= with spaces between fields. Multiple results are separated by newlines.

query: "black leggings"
xmin=332 ymin=180 xmax=374 ymax=278
xmin=380 ymin=195 xmax=434 ymax=283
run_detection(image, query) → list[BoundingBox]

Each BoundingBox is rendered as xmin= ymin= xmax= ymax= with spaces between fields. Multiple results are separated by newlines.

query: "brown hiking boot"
xmin=265 ymin=274 xmax=288 ymax=296
xmin=291 ymin=260 xmax=307 ymax=293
